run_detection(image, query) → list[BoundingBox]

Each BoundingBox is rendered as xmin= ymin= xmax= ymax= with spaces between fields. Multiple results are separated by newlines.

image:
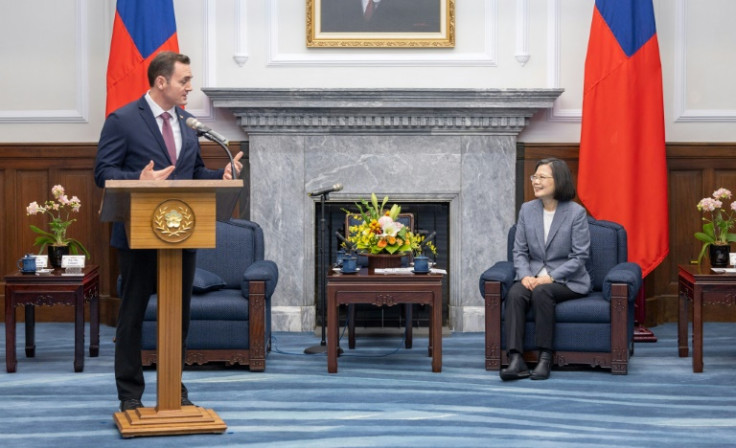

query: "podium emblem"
xmin=152 ymin=200 xmax=195 ymax=243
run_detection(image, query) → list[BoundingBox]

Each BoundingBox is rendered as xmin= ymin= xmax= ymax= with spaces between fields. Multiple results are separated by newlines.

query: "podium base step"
xmin=113 ymin=405 xmax=227 ymax=438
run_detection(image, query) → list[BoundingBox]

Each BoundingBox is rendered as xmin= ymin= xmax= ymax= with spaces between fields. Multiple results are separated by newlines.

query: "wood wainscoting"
xmin=0 ymin=142 xmax=247 ymax=327
xmin=517 ymin=143 xmax=736 ymax=325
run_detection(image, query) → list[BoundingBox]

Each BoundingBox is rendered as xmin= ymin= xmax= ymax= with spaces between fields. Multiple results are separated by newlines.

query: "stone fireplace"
xmin=204 ymin=88 xmax=562 ymax=332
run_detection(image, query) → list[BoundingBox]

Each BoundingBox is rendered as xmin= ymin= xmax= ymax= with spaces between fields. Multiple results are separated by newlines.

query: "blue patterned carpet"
xmin=1 ymin=322 xmax=735 ymax=447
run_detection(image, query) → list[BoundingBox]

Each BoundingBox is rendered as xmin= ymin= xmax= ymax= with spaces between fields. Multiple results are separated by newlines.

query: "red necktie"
xmin=160 ymin=111 xmax=177 ymax=164
xmin=364 ymin=0 xmax=375 ymax=20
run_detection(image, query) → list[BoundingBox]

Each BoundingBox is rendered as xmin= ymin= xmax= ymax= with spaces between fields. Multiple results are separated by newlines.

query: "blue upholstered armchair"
xmin=140 ymin=218 xmax=278 ymax=370
xmin=479 ymin=217 xmax=642 ymax=374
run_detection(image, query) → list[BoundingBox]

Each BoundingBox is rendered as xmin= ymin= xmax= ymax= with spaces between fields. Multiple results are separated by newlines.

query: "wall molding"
xmin=189 ymin=0 xmax=216 ymax=121
xmin=233 ymin=0 xmax=249 ymax=67
xmin=546 ymin=0 xmax=581 ymax=122
xmin=673 ymin=0 xmax=736 ymax=122
xmin=515 ymin=0 xmax=530 ymax=66
xmin=0 ymin=0 xmax=89 ymax=123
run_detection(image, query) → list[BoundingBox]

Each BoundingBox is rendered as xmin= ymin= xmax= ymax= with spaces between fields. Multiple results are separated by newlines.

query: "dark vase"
xmin=709 ymin=244 xmax=731 ymax=267
xmin=48 ymin=245 xmax=70 ymax=269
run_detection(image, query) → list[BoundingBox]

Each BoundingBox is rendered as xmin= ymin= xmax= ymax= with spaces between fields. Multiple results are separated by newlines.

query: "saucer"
xmin=340 ymin=268 xmax=360 ymax=274
xmin=411 ymin=269 xmax=431 ymax=275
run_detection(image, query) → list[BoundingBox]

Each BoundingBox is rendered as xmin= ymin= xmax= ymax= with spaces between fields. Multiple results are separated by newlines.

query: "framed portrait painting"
xmin=307 ymin=0 xmax=455 ymax=48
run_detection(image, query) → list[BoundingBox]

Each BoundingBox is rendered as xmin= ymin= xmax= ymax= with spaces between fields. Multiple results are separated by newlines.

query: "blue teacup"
xmin=17 ymin=254 xmax=37 ymax=274
xmin=413 ymin=256 xmax=430 ymax=273
xmin=335 ymin=250 xmax=346 ymax=267
xmin=341 ymin=255 xmax=358 ymax=273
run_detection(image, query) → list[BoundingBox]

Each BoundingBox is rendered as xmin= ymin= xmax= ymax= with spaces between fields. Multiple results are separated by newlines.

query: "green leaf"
xmin=697 ymin=242 xmax=710 ymax=265
xmin=702 ymin=222 xmax=716 ymax=239
xmin=380 ymin=196 xmax=388 ymax=214
xmin=66 ymin=238 xmax=91 ymax=258
xmin=29 ymin=225 xmax=55 ymax=239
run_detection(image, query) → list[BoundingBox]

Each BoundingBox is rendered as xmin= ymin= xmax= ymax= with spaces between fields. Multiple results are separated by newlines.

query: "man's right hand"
xmin=139 ymin=160 xmax=175 ymax=180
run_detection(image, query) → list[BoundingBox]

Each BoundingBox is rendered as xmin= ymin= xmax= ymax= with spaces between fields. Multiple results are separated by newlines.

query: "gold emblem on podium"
xmin=152 ymin=200 xmax=195 ymax=243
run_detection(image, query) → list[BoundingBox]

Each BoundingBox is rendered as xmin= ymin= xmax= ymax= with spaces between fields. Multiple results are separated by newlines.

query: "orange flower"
xmin=377 ymin=238 xmax=388 ymax=248
xmin=369 ymin=219 xmax=382 ymax=234
xmin=387 ymin=236 xmax=396 ymax=245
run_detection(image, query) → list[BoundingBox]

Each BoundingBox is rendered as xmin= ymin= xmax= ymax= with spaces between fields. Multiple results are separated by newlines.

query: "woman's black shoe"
xmin=530 ymin=351 xmax=552 ymax=380
xmin=500 ymin=353 xmax=530 ymax=381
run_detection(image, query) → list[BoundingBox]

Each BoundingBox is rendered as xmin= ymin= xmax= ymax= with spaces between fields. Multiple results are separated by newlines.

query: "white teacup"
xmin=730 ymin=252 xmax=736 ymax=268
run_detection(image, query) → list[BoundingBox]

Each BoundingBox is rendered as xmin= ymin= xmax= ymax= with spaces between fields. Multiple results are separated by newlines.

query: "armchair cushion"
xmin=479 ymin=261 xmax=515 ymax=298
xmin=603 ymin=262 xmax=643 ymax=302
xmin=193 ymin=268 xmax=227 ymax=294
xmin=242 ymin=260 xmax=279 ymax=299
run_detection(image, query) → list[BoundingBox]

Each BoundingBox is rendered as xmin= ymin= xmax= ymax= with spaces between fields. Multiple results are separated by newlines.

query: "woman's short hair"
xmin=536 ymin=157 xmax=576 ymax=201
xmin=147 ymin=51 xmax=190 ymax=87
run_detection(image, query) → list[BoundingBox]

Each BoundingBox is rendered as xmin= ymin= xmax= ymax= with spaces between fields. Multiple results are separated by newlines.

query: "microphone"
xmin=309 ymin=183 xmax=343 ymax=197
xmin=185 ymin=117 xmax=229 ymax=145
xmin=185 ymin=116 xmax=237 ymax=180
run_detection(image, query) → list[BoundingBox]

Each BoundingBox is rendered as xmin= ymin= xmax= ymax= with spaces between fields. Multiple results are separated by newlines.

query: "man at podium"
xmin=94 ymin=51 xmax=242 ymax=413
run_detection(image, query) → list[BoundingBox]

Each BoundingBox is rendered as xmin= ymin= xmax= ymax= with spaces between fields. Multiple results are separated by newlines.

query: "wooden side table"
xmin=327 ymin=269 xmax=444 ymax=373
xmin=678 ymin=264 xmax=736 ymax=373
xmin=5 ymin=265 xmax=100 ymax=373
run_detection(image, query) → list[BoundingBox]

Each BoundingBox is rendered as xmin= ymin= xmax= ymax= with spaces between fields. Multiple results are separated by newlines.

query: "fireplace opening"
xmin=315 ymin=201 xmax=450 ymax=330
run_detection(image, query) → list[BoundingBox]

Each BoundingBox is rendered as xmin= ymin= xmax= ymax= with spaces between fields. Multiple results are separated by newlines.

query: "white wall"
xmin=0 ymin=0 xmax=733 ymax=144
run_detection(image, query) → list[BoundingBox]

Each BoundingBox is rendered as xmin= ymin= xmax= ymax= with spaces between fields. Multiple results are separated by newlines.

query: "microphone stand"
xmin=304 ymin=191 xmax=340 ymax=355
xmin=199 ymin=132 xmax=236 ymax=179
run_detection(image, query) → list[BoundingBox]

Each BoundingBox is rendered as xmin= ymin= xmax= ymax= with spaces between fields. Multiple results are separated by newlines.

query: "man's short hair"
xmin=147 ymin=51 xmax=190 ymax=87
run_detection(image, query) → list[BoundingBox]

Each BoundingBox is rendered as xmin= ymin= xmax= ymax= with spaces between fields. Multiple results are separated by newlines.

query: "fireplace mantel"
xmin=204 ymin=88 xmax=562 ymax=135
xmin=204 ymin=88 xmax=562 ymax=332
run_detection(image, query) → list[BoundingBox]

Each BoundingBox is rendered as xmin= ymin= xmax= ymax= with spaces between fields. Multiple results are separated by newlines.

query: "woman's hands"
xmin=521 ymin=275 xmax=554 ymax=290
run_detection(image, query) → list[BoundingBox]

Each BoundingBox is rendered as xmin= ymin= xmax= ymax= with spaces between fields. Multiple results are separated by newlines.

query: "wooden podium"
xmin=99 ymin=179 xmax=243 ymax=438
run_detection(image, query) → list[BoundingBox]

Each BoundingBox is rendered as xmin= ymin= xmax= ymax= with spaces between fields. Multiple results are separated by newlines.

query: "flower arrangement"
xmin=695 ymin=187 xmax=736 ymax=263
xmin=26 ymin=185 xmax=90 ymax=257
xmin=344 ymin=194 xmax=412 ymax=255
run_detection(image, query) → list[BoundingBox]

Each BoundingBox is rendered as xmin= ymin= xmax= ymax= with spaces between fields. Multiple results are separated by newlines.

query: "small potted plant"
xmin=338 ymin=236 xmax=358 ymax=273
xmin=26 ymin=185 xmax=90 ymax=267
xmin=410 ymin=232 xmax=437 ymax=273
xmin=695 ymin=187 xmax=736 ymax=266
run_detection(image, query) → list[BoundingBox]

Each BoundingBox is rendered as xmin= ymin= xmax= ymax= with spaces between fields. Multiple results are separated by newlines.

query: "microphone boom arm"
xmin=199 ymin=130 xmax=237 ymax=180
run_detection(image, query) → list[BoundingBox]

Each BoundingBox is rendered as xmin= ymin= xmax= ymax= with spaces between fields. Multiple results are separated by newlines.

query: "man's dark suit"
xmin=320 ymin=0 xmax=441 ymax=33
xmin=95 ymin=95 xmax=223 ymax=401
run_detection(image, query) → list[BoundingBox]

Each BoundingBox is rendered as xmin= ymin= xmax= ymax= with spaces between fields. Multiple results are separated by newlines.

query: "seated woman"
xmin=500 ymin=157 xmax=591 ymax=381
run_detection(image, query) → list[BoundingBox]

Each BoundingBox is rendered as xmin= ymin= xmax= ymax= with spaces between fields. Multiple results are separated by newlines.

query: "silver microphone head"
xmin=185 ymin=117 xmax=201 ymax=130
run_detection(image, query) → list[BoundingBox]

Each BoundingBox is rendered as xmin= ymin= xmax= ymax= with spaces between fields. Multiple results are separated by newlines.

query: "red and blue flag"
xmin=105 ymin=0 xmax=179 ymax=116
xmin=578 ymin=0 xmax=668 ymax=278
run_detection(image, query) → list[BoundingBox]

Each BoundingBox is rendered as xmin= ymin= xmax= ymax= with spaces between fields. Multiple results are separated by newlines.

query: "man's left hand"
xmin=223 ymin=151 xmax=244 ymax=180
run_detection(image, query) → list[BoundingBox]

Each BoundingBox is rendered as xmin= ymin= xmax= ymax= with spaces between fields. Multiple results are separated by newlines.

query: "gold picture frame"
xmin=307 ymin=0 xmax=455 ymax=48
